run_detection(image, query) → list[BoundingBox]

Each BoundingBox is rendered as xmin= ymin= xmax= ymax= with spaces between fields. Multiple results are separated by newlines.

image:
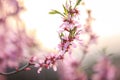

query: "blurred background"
xmin=0 ymin=0 xmax=120 ymax=80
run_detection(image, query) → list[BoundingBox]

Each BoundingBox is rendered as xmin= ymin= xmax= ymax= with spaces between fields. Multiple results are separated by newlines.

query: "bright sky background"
xmin=20 ymin=0 xmax=120 ymax=53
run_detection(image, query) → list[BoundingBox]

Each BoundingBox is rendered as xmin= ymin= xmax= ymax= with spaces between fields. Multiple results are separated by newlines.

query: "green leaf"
xmin=63 ymin=5 xmax=68 ymax=15
xmin=73 ymin=27 xmax=77 ymax=33
xmin=71 ymin=30 xmax=75 ymax=37
xmin=70 ymin=27 xmax=77 ymax=38
xmin=49 ymin=10 xmax=65 ymax=17
xmin=74 ymin=0 xmax=82 ymax=8
xmin=60 ymin=33 xmax=64 ymax=37
xmin=59 ymin=33 xmax=64 ymax=40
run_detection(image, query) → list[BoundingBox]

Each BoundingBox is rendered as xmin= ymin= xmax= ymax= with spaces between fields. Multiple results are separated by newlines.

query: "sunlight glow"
xmin=20 ymin=0 xmax=64 ymax=49
xmin=84 ymin=0 xmax=120 ymax=36
xmin=20 ymin=0 xmax=120 ymax=50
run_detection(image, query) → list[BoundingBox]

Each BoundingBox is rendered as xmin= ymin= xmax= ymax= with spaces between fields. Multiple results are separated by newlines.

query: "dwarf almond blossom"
xmin=92 ymin=56 xmax=116 ymax=80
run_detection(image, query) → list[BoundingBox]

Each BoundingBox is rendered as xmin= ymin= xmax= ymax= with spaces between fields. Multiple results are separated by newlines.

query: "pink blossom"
xmin=79 ymin=9 xmax=98 ymax=54
xmin=37 ymin=67 xmax=42 ymax=73
xmin=0 ymin=0 xmax=100 ymax=78
xmin=0 ymin=0 xmax=38 ymax=75
xmin=58 ymin=8 xmax=82 ymax=54
xmin=0 ymin=76 xmax=6 ymax=80
xmin=58 ymin=56 xmax=87 ymax=80
xmin=92 ymin=56 xmax=116 ymax=80
xmin=52 ymin=64 xmax=57 ymax=71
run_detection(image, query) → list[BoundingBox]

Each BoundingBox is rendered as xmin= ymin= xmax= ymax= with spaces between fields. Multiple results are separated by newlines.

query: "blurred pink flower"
xmin=80 ymin=9 xmax=98 ymax=54
xmin=0 ymin=75 xmax=6 ymax=80
xmin=0 ymin=0 xmax=38 ymax=74
xmin=58 ymin=56 xmax=87 ymax=80
xmin=92 ymin=56 xmax=116 ymax=80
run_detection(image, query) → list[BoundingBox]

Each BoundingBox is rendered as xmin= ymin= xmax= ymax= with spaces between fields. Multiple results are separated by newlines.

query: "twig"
xmin=0 ymin=63 xmax=33 ymax=76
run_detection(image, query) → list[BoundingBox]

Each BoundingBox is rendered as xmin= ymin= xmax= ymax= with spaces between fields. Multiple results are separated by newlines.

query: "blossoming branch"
xmin=30 ymin=0 xmax=83 ymax=74
xmin=0 ymin=0 xmax=83 ymax=75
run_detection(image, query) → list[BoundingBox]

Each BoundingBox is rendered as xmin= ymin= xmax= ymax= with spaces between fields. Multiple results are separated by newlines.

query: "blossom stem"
xmin=0 ymin=63 xmax=33 ymax=76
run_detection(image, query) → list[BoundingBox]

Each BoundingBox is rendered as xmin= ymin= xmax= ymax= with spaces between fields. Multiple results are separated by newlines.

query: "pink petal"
xmin=37 ymin=67 xmax=42 ymax=73
xmin=53 ymin=65 xmax=57 ymax=71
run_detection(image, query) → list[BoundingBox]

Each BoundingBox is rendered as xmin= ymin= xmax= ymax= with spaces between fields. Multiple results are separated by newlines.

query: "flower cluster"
xmin=0 ymin=1 xmax=117 ymax=80
xmin=58 ymin=56 xmax=87 ymax=80
xmin=1 ymin=0 xmax=83 ymax=76
xmin=56 ymin=0 xmax=83 ymax=55
xmin=29 ymin=53 xmax=64 ymax=73
xmin=81 ymin=9 xmax=98 ymax=54
xmin=0 ymin=0 xmax=38 ymax=74
xmin=57 ymin=8 xmax=99 ymax=79
xmin=30 ymin=0 xmax=83 ymax=73
xmin=92 ymin=56 xmax=116 ymax=80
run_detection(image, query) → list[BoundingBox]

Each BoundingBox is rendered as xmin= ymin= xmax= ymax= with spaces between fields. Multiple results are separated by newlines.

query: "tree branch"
xmin=0 ymin=63 xmax=33 ymax=76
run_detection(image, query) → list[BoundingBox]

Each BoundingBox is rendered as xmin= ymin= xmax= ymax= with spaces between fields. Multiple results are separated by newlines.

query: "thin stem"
xmin=0 ymin=63 xmax=33 ymax=76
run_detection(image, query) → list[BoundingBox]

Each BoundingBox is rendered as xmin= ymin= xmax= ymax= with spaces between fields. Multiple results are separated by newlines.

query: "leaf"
xmin=63 ymin=5 xmax=68 ymax=15
xmin=59 ymin=33 xmax=64 ymax=40
xmin=74 ymin=0 xmax=82 ymax=8
xmin=49 ymin=10 xmax=64 ymax=17
xmin=60 ymin=33 xmax=64 ymax=37
xmin=70 ymin=27 xmax=77 ymax=38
